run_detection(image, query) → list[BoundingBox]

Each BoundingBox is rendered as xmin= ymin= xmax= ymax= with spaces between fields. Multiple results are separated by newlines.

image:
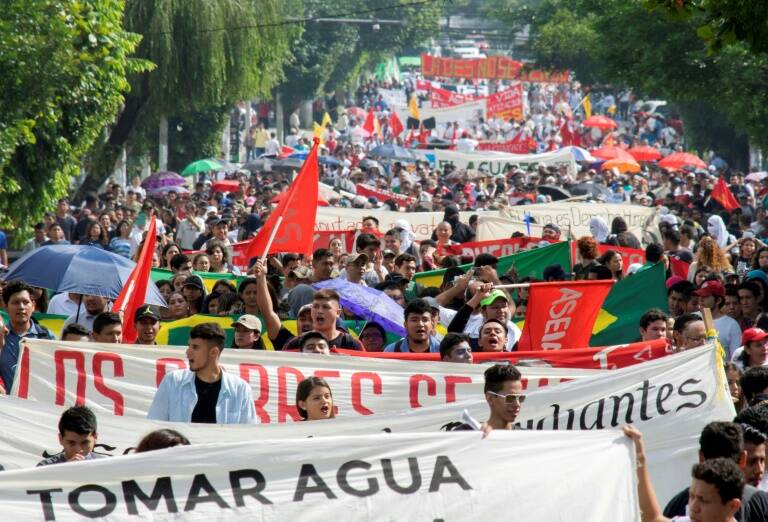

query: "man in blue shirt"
xmin=384 ymin=298 xmax=440 ymax=353
xmin=147 ymin=323 xmax=256 ymax=424
xmin=0 ymin=281 xmax=54 ymax=392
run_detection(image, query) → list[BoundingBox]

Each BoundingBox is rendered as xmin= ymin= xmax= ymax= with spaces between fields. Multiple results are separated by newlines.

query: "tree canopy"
xmin=0 ymin=0 xmax=144 ymax=238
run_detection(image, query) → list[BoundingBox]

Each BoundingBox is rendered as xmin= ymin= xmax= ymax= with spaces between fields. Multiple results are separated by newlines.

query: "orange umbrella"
xmin=601 ymin=158 xmax=641 ymax=173
xmin=271 ymin=191 xmax=329 ymax=206
xmin=628 ymin=145 xmax=662 ymax=162
xmin=592 ymin=145 xmax=634 ymax=161
xmin=658 ymin=152 xmax=707 ymax=170
xmin=583 ymin=115 xmax=618 ymax=130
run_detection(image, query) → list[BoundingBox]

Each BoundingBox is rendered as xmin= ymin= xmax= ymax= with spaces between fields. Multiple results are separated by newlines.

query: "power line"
xmin=147 ymin=0 xmax=449 ymax=35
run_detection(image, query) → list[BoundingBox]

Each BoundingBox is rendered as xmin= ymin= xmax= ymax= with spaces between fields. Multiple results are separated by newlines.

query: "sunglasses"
xmin=487 ymin=391 xmax=526 ymax=404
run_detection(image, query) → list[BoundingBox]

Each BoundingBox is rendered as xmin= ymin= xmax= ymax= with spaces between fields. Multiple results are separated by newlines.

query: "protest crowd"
xmin=2 ymin=68 xmax=768 ymax=521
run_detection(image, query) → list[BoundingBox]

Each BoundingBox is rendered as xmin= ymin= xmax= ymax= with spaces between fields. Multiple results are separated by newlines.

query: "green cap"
xmin=479 ymin=289 xmax=509 ymax=307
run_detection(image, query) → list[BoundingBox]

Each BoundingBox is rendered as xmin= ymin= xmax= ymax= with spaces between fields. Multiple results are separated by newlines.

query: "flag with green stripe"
xmin=150 ymin=268 xmax=245 ymax=293
xmin=413 ymin=241 xmax=571 ymax=288
xmin=589 ymin=262 xmax=668 ymax=346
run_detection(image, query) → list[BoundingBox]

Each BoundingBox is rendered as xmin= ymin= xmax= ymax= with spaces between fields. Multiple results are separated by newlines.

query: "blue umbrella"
xmin=319 ymin=155 xmax=341 ymax=167
xmin=369 ymin=144 xmax=415 ymax=161
xmin=313 ymin=279 xmax=405 ymax=337
xmin=3 ymin=245 xmax=166 ymax=306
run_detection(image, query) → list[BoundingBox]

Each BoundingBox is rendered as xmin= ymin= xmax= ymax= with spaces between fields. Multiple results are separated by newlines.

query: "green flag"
xmin=413 ymin=241 xmax=571 ymax=288
xmin=590 ymin=262 xmax=668 ymax=346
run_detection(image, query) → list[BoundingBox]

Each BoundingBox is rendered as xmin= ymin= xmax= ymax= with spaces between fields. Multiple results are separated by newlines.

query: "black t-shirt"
xmin=191 ymin=377 xmax=222 ymax=423
xmin=664 ymin=485 xmax=768 ymax=521
xmin=270 ymin=326 xmax=297 ymax=351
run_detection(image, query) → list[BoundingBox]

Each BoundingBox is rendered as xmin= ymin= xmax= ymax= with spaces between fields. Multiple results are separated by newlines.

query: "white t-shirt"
xmin=438 ymin=307 xmax=521 ymax=350
xmin=714 ymin=315 xmax=743 ymax=359
xmin=47 ymin=293 xmax=85 ymax=317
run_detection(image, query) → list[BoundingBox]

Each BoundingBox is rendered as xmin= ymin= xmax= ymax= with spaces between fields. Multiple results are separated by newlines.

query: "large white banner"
xmin=414 ymin=148 xmax=579 ymax=177
xmin=0 ymin=431 xmax=638 ymax=521
xmin=315 ymin=206 xmax=501 ymax=239
xmin=3 ymin=345 xmax=733 ymax=505
xmin=15 ymin=340 xmax=595 ymax=423
xmin=477 ymin=201 xmax=660 ymax=243
xmin=394 ymin=99 xmax=487 ymax=125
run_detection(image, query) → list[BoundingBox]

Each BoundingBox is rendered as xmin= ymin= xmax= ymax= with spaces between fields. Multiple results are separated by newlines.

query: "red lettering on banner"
xmin=277 ymin=366 xmax=305 ymax=423
xmin=155 ymin=358 xmax=186 ymax=387
xmin=54 ymin=350 xmax=86 ymax=406
xmin=239 ymin=363 xmax=270 ymax=423
xmin=16 ymin=344 xmax=30 ymax=398
xmin=314 ymin=370 xmax=341 ymax=417
xmin=351 ymin=371 xmax=382 ymax=415
xmin=409 ymin=374 xmax=437 ymax=408
xmin=444 ymin=376 xmax=474 ymax=403
xmin=93 ymin=353 xmax=125 ymax=415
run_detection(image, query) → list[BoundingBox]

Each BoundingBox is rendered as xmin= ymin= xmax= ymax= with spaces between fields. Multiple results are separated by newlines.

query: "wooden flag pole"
xmin=259 ymin=214 xmax=285 ymax=264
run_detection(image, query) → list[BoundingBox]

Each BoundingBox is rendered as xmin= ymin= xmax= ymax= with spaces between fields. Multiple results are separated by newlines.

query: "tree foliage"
xmin=0 ymin=0 xmax=144 ymax=239
xmin=76 ymin=0 xmax=301 ymax=201
xmin=488 ymin=0 xmax=768 ymax=165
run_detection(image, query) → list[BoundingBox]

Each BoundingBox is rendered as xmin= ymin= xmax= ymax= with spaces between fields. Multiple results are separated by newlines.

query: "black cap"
xmin=543 ymin=264 xmax=570 ymax=281
xmin=134 ymin=305 xmax=160 ymax=323
xmin=183 ymin=275 xmax=205 ymax=291
xmin=474 ymin=253 xmax=498 ymax=268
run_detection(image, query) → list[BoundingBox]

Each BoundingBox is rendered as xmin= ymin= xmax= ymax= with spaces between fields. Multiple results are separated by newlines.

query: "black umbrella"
xmin=569 ymin=183 xmax=613 ymax=199
xmin=270 ymin=157 xmax=304 ymax=172
xmin=244 ymin=158 xmax=273 ymax=173
xmin=537 ymin=184 xmax=572 ymax=201
xmin=369 ymin=144 xmax=415 ymax=162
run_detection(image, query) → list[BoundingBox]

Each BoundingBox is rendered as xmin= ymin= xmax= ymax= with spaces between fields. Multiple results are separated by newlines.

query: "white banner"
xmin=414 ymin=148 xmax=579 ymax=177
xmin=315 ymin=206 xmax=501 ymax=239
xmin=394 ymin=99 xmax=486 ymax=125
xmin=0 ymin=431 xmax=638 ymax=521
xmin=3 ymin=344 xmax=733 ymax=505
xmin=476 ymin=201 xmax=660 ymax=243
xmin=14 ymin=340 xmax=595 ymax=422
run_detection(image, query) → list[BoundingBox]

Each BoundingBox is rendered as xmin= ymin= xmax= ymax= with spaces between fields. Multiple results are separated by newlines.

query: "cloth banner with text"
xmin=0 ymin=345 xmax=731 ymax=506
xmin=0 ymin=430 xmax=637 ymax=521
xmin=420 ymin=54 xmax=569 ymax=83
xmin=569 ymin=242 xmax=646 ymax=274
xmin=518 ymin=280 xmax=613 ymax=351
xmin=428 ymin=86 xmax=477 ymax=108
xmin=414 ymin=148 xmax=578 ymax=177
xmin=14 ymin=340 xmax=597 ymax=423
xmin=486 ymin=83 xmax=524 ymax=120
xmin=438 ymin=236 xmax=553 ymax=258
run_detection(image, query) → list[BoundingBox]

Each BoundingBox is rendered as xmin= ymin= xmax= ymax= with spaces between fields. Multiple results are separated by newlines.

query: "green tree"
xmin=0 ymin=0 xmax=144 ymax=240
xmin=76 ymin=0 xmax=301 ymax=201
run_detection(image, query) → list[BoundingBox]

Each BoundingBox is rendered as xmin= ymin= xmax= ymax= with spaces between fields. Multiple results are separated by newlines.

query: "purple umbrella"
xmin=313 ymin=279 xmax=406 ymax=337
xmin=146 ymin=185 xmax=190 ymax=196
xmin=141 ymin=171 xmax=187 ymax=190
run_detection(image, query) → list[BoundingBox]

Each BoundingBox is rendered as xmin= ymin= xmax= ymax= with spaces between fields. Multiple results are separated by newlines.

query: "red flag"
xmin=710 ymin=176 xmax=740 ymax=211
xmin=246 ymin=139 xmax=320 ymax=258
xmin=112 ymin=214 xmax=157 ymax=344
xmin=362 ymin=110 xmax=377 ymax=136
xmin=668 ymin=256 xmax=691 ymax=279
xmin=389 ymin=111 xmax=404 ymax=137
xmin=517 ymin=280 xmax=613 ymax=351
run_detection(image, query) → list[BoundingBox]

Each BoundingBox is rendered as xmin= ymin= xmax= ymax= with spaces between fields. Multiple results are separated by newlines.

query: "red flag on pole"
xmin=389 ymin=111 xmax=404 ymax=137
xmin=112 ymin=214 xmax=157 ymax=343
xmin=246 ymin=139 xmax=320 ymax=259
xmin=362 ymin=110 xmax=377 ymax=137
xmin=710 ymin=176 xmax=740 ymax=211
xmin=517 ymin=280 xmax=613 ymax=351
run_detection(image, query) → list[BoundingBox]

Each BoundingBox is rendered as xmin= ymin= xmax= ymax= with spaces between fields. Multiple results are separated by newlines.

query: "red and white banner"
xmin=486 ymin=83 xmax=524 ymax=121
xmin=421 ymin=54 xmax=569 ymax=83
xmin=569 ymin=243 xmax=646 ymax=274
xmin=477 ymin=140 xmax=531 ymax=154
xmin=355 ymin=183 xmax=415 ymax=206
xmin=312 ymin=230 xmax=356 ymax=253
xmin=428 ymin=86 xmax=477 ymax=108
xmin=15 ymin=340 xmax=597 ymax=422
xmin=438 ymin=237 xmax=555 ymax=258
xmin=518 ymin=280 xmax=614 ymax=351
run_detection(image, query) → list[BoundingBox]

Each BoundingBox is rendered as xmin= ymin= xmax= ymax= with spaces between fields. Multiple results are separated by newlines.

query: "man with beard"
xmin=147 ymin=323 xmax=255 ymax=424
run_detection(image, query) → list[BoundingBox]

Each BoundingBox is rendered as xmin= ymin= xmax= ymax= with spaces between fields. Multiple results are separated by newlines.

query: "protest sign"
xmin=15 ymin=340 xmax=596 ymax=422
xmin=476 ymin=140 xmax=531 ymax=154
xmin=355 ymin=183 xmax=414 ymax=207
xmin=2 ymin=345 xmax=731 ymax=505
xmin=428 ymin=86 xmax=476 ymax=108
xmin=518 ymin=280 xmax=614 ymax=351
xmin=0 ymin=430 xmax=637 ymax=521
xmin=486 ymin=83 xmax=524 ymax=120
xmin=476 ymin=201 xmax=660 ymax=243
xmin=438 ymin=236 xmax=552 ymax=258
xmin=315 ymin=207 xmax=501 ymax=240
xmin=569 ymin=242 xmax=646 ymax=274
xmin=415 ymin=148 xmax=578 ymax=176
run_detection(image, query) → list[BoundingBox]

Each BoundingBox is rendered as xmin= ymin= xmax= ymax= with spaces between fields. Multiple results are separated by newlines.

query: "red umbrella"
xmin=583 ymin=115 xmax=618 ymax=130
xmin=211 ymin=180 xmax=242 ymax=193
xmin=347 ymin=107 xmax=366 ymax=120
xmin=628 ymin=145 xmax=662 ymax=162
xmin=592 ymin=145 xmax=634 ymax=162
xmin=658 ymin=152 xmax=707 ymax=171
xmin=271 ymin=191 xmax=329 ymax=206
